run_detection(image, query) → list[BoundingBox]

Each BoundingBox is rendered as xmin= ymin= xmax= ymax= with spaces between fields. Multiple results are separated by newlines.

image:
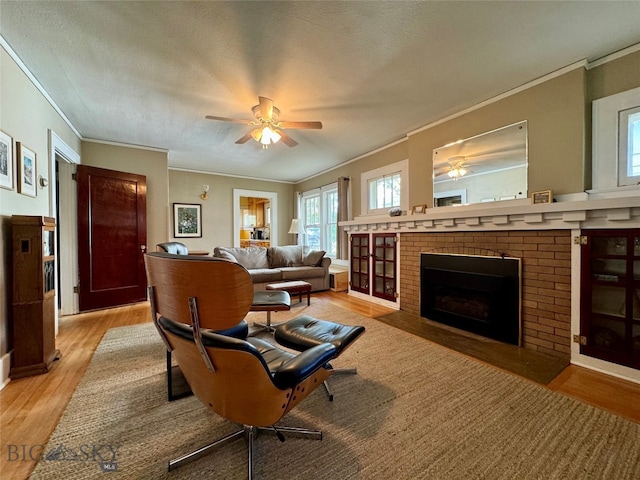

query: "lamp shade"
xmin=288 ymin=219 xmax=304 ymax=234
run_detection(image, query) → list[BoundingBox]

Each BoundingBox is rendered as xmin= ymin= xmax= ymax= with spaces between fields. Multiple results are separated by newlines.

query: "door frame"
xmin=233 ymin=189 xmax=278 ymax=247
xmin=48 ymin=130 xmax=80 ymax=323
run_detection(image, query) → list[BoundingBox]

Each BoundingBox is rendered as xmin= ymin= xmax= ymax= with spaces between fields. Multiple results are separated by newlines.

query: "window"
xmin=361 ymin=159 xmax=409 ymax=215
xmin=300 ymin=183 xmax=338 ymax=257
xmin=619 ymin=106 xmax=640 ymax=185
xmin=369 ymin=173 xmax=401 ymax=210
xmin=592 ymin=86 xmax=640 ymax=191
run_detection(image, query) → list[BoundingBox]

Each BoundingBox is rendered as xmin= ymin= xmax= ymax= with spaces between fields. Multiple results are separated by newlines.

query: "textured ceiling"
xmin=1 ymin=1 xmax=639 ymax=183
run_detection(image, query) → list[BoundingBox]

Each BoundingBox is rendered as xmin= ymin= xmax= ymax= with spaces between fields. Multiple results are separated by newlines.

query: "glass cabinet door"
xmin=581 ymin=230 xmax=640 ymax=370
xmin=372 ymin=233 xmax=397 ymax=302
xmin=350 ymin=234 xmax=369 ymax=294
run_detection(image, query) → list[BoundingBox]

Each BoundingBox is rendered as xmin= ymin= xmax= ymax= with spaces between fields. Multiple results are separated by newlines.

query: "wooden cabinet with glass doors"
xmin=350 ymin=233 xmax=397 ymax=302
xmin=580 ymin=229 xmax=639 ymax=370
xmin=350 ymin=234 xmax=370 ymax=294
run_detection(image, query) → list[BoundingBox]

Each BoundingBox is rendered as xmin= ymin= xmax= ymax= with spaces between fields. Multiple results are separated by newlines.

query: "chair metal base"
xmin=168 ymin=424 xmax=322 ymax=479
xmin=323 ymin=367 xmax=358 ymax=402
xmin=166 ymin=350 xmax=193 ymax=401
xmin=252 ymin=311 xmax=283 ymax=334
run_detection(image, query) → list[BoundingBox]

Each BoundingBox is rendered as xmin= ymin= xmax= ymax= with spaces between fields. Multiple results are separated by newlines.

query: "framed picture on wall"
xmin=17 ymin=142 xmax=36 ymax=197
xmin=0 ymin=130 xmax=14 ymax=190
xmin=173 ymin=203 xmax=202 ymax=237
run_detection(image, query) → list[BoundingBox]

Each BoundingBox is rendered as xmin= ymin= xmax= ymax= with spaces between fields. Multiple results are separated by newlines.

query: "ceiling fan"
xmin=434 ymin=156 xmax=473 ymax=180
xmin=205 ymin=96 xmax=322 ymax=149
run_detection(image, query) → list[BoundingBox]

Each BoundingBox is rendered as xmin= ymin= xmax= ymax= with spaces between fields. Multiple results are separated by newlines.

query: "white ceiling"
xmin=1 ymin=1 xmax=639 ymax=183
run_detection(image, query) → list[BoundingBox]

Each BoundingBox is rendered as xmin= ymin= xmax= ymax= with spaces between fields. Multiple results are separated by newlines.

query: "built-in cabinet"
xmin=350 ymin=233 xmax=397 ymax=302
xmin=580 ymin=229 xmax=639 ymax=370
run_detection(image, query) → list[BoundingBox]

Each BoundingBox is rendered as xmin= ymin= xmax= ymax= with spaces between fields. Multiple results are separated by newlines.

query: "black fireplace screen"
xmin=420 ymin=254 xmax=521 ymax=345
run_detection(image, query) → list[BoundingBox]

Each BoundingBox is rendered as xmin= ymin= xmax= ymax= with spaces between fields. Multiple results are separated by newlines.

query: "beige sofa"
xmin=213 ymin=245 xmax=331 ymax=292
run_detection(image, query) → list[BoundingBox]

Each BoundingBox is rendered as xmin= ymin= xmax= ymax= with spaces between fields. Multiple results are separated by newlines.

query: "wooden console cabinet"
xmin=10 ymin=215 xmax=60 ymax=379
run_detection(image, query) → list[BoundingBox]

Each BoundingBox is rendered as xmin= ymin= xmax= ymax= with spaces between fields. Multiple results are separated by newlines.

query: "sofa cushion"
xmin=279 ymin=266 xmax=326 ymax=280
xmin=268 ymin=245 xmax=303 ymax=268
xmin=215 ymin=246 xmax=268 ymax=269
xmin=213 ymin=248 xmax=238 ymax=263
xmin=248 ymin=268 xmax=283 ymax=283
xmin=303 ymin=250 xmax=326 ymax=266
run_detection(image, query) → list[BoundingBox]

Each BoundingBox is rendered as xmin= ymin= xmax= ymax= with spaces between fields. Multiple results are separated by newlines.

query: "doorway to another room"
xmin=233 ymin=189 xmax=278 ymax=248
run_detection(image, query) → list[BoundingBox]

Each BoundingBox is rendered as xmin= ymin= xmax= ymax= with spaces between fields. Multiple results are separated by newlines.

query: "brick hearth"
xmin=399 ymin=231 xmax=572 ymax=360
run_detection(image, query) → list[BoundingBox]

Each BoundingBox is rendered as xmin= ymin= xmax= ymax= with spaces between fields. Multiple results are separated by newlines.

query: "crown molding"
xmin=1 ymin=35 xmax=82 ymax=140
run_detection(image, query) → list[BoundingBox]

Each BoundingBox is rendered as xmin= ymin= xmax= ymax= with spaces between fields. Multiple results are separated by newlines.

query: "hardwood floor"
xmin=1 ymin=291 xmax=638 ymax=479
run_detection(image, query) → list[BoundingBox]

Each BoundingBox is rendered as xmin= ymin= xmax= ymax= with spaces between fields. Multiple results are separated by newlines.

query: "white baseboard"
xmin=348 ymin=290 xmax=400 ymax=310
xmin=0 ymin=351 xmax=11 ymax=391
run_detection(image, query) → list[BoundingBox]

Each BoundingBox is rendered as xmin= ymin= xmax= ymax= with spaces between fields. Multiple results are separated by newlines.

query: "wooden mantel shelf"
xmin=340 ymin=193 xmax=640 ymax=233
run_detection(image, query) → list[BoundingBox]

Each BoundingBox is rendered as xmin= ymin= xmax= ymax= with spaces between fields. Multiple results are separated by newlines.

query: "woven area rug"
xmin=31 ymin=303 xmax=640 ymax=479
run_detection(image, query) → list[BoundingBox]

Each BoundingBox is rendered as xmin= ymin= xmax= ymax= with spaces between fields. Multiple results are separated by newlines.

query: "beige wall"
xmin=587 ymin=49 xmax=640 ymax=103
xmin=168 ymin=170 xmax=295 ymax=250
xmin=584 ymin=49 xmax=640 ymax=184
xmin=296 ymin=67 xmax=587 ymax=212
xmin=81 ymin=142 xmax=169 ymax=255
xmin=1 ymin=47 xmax=81 ymax=364
xmin=296 ymin=141 xmax=409 ymax=217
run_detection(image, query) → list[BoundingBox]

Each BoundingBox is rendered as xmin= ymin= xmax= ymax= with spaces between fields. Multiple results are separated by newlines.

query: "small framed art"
xmin=17 ymin=142 xmax=36 ymax=197
xmin=0 ymin=130 xmax=14 ymax=190
xmin=531 ymin=190 xmax=553 ymax=204
xmin=173 ymin=203 xmax=202 ymax=238
xmin=411 ymin=204 xmax=427 ymax=215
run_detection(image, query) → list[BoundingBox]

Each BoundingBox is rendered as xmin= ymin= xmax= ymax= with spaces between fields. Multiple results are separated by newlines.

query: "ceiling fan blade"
xmin=278 ymin=120 xmax=323 ymax=130
xmin=205 ymin=115 xmax=252 ymax=125
xmin=278 ymin=131 xmax=298 ymax=147
xmin=235 ymin=132 xmax=254 ymax=144
xmin=258 ymin=96 xmax=274 ymax=121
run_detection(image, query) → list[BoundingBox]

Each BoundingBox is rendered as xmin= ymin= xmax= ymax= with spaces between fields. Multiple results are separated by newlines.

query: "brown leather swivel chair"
xmin=145 ymin=252 xmax=335 ymax=478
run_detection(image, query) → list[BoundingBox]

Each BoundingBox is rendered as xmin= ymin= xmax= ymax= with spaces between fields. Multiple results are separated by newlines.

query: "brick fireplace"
xmin=342 ymin=195 xmax=639 ymax=379
xmin=400 ymin=231 xmax=571 ymax=359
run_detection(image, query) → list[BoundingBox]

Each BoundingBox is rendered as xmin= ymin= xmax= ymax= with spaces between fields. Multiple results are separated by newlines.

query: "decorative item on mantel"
xmin=388 ymin=207 xmax=402 ymax=217
xmin=531 ymin=189 xmax=553 ymax=204
xmin=411 ymin=204 xmax=427 ymax=215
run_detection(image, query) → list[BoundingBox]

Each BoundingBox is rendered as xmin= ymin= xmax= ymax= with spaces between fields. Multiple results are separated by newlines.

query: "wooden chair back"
xmin=145 ymin=252 xmax=253 ymax=331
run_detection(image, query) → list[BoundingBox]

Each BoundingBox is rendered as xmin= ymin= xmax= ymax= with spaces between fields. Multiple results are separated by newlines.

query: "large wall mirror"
xmin=433 ymin=121 xmax=528 ymax=207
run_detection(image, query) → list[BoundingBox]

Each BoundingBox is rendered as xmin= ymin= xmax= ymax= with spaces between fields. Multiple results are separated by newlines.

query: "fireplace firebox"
xmin=420 ymin=253 xmax=521 ymax=345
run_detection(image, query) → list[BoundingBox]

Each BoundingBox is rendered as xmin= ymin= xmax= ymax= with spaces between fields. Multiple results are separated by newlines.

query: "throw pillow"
xmin=215 ymin=246 xmax=268 ymax=269
xmin=268 ymin=245 xmax=303 ymax=267
xmin=214 ymin=248 xmax=238 ymax=263
xmin=303 ymin=250 xmax=326 ymax=266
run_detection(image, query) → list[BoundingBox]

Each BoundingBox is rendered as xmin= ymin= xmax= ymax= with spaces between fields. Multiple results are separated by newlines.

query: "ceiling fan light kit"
xmin=206 ymin=96 xmax=322 ymax=149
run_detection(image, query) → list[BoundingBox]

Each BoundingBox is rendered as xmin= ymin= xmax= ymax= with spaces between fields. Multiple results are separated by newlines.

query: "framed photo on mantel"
xmin=531 ymin=189 xmax=553 ymax=204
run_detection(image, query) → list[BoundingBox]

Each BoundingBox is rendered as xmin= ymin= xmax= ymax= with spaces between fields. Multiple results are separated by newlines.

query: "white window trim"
xmin=592 ymin=86 xmax=640 ymax=193
xmin=618 ymin=106 xmax=640 ymax=186
xmin=360 ymin=159 xmax=409 ymax=216
xmin=301 ymin=183 xmax=338 ymax=256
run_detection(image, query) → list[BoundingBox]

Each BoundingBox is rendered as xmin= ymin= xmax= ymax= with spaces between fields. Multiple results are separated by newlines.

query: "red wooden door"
xmin=77 ymin=165 xmax=147 ymax=311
